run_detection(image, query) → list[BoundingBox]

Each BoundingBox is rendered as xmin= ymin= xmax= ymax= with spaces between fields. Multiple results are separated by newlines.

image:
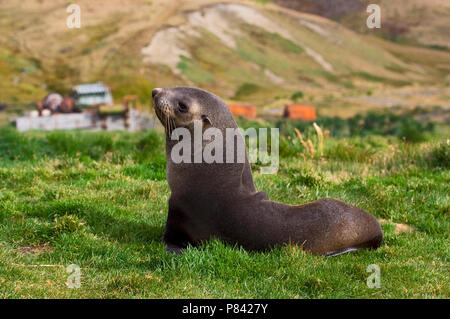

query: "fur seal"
xmin=152 ymin=87 xmax=382 ymax=256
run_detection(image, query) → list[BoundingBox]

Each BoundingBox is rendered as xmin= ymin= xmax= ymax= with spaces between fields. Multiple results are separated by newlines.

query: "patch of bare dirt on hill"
xmin=141 ymin=2 xmax=335 ymax=75
xmin=142 ymin=3 xmax=296 ymax=72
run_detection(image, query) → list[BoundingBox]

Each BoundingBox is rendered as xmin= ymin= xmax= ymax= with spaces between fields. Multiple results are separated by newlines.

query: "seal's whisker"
xmin=163 ymin=112 xmax=166 ymax=130
xmin=166 ymin=113 xmax=171 ymax=137
xmin=166 ymin=117 xmax=170 ymax=137
xmin=170 ymin=118 xmax=176 ymax=136
xmin=165 ymin=114 xmax=169 ymax=136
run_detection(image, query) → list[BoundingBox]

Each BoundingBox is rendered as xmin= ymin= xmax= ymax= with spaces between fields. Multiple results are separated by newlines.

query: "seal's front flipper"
xmin=163 ymin=203 xmax=192 ymax=254
xmin=165 ymin=243 xmax=185 ymax=254
xmin=163 ymin=232 xmax=188 ymax=254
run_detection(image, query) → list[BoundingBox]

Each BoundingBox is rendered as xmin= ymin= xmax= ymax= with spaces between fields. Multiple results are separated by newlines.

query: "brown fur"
xmin=152 ymin=87 xmax=382 ymax=255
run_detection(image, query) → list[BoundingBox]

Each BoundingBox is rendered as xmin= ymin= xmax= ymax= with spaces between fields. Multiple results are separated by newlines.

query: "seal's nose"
xmin=152 ymin=88 xmax=162 ymax=98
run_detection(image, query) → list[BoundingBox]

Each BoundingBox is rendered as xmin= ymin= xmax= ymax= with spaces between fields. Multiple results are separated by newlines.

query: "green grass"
xmin=0 ymin=124 xmax=448 ymax=298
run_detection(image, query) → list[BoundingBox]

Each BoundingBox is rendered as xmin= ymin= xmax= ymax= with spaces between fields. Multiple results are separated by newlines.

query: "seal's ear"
xmin=201 ymin=115 xmax=212 ymax=127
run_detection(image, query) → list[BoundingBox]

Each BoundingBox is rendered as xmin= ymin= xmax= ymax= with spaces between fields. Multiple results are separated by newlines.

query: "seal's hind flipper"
xmin=325 ymin=247 xmax=359 ymax=257
xmin=325 ymin=233 xmax=383 ymax=257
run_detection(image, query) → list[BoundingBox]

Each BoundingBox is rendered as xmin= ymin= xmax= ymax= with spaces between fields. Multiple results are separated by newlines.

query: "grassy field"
xmin=0 ymin=116 xmax=448 ymax=299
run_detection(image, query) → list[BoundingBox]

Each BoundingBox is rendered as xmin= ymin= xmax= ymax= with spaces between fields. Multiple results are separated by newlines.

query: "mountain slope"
xmin=0 ymin=0 xmax=448 ymax=111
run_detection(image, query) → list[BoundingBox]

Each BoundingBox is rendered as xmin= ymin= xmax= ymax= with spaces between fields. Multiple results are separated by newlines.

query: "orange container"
xmin=283 ymin=105 xmax=316 ymax=120
xmin=228 ymin=104 xmax=257 ymax=118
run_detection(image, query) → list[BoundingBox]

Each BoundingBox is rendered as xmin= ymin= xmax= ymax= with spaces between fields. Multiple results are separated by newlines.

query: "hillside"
xmin=273 ymin=0 xmax=450 ymax=50
xmin=0 ymin=0 xmax=449 ymax=115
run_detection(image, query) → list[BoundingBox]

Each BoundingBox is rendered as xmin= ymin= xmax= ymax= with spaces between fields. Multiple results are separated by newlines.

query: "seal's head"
xmin=152 ymin=87 xmax=235 ymax=136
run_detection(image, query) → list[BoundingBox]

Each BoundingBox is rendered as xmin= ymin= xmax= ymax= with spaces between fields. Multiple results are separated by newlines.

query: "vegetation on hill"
xmin=0 ymin=0 xmax=448 ymax=112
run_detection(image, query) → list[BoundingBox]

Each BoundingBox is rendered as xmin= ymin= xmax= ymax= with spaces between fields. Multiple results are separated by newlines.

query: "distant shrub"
xmin=235 ymin=111 xmax=433 ymax=143
xmin=238 ymin=111 xmax=434 ymax=162
xmin=347 ymin=111 xmax=433 ymax=142
xmin=291 ymin=91 xmax=304 ymax=101
xmin=325 ymin=139 xmax=376 ymax=163
xmin=288 ymin=168 xmax=325 ymax=188
xmin=279 ymin=136 xmax=303 ymax=157
xmin=397 ymin=123 xmax=426 ymax=143
xmin=233 ymin=83 xmax=260 ymax=100
xmin=275 ymin=117 xmax=348 ymax=138
xmin=428 ymin=142 xmax=449 ymax=168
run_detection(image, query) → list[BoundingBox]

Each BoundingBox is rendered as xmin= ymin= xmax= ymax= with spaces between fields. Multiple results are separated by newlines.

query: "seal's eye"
xmin=178 ymin=102 xmax=188 ymax=113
